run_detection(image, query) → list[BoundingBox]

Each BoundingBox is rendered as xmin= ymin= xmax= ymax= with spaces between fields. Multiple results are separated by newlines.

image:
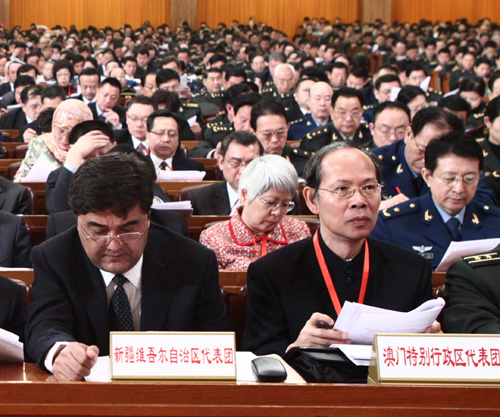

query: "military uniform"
xmin=188 ymin=123 xmax=234 ymax=158
xmin=443 ymin=244 xmax=500 ymax=333
xmin=261 ymin=85 xmax=300 ymax=115
xmin=466 ymin=101 xmax=487 ymax=133
xmin=449 ymin=69 xmax=474 ymax=91
xmin=371 ymin=192 xmax=500 ymax=270
xmin=299 ymin=122 xmax=374 ymax=153
xmin=191 ymin=90 xmax=224 ymax=110
xmin=281 ymin=144 xmax=312 ymax=177
xmin=425 ymin=88 xmax=442 ymax=104
xmin=179 ymin=102 xmax=203 ymax=126
xmin=288 ymin=114 xmax=331 ymax=141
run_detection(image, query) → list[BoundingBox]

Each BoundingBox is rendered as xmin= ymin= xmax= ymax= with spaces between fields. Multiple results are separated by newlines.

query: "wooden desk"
xmin=20 ymin=182 xmax=46 ymax=215
xmin=0 ymin=158 xmax=21 ymax=178
xmin=0 ymin=363 xmax=497 ymax=416
xmin=157 ymin=180 xmax=220 ymax=202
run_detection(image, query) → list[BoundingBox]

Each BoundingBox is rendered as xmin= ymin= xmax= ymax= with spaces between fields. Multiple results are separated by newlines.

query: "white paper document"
xmin=436 ymin=238 xmax=500 ymax=272
xmin=152 ymin=201 xmax=192 ymax=210
xmin=187 ymin=115 xmax=197 ymax=127
xmin=331 ymin=344 xmax=373 ymax=366
xmin=157 ymin=170 xmax=206 ymax=181
xmin=0 ymin=328 xmax=23 ymax=363
xmin=22 ymin=153 xmax=57 ymax=182
xmin=333 ymin=298 xmax=445 ymax=345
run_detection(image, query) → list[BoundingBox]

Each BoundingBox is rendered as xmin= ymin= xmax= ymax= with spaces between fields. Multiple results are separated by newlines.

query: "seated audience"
xmin=459 ymin=77 xmax=487 ymax=134
xmin=0 ymin=275 xmax=26 ymax=340
xmin=242 ymin=142 xmax=439 ymax=356
xmin=396 ymin=85 xmax=428 ymax=120
xmin=185 ymin=131 xmax=263 ymax=215
xmin=0 ymin=176 xmax=32 ymax=214
xmin=369 ymin=101 xmax=410 ymax=147
xmin=0 ymin=210 xmax=31 ymax=267
xmin=200 ymin=154 xmax=310 ymax=270
xmin=371 ymin=132 xmax=500 ymax=269
xmin=25 ymin=152 xmax=229 ymax=380
xmin=14 ymin=99 xmax=93 ymax=182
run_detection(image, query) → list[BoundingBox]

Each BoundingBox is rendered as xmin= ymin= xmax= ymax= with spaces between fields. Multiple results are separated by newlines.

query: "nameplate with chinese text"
xmin=369 ymin=334 xmax=500 ymax=384
xmin=110 ymin=332 xmax=236 ymax=380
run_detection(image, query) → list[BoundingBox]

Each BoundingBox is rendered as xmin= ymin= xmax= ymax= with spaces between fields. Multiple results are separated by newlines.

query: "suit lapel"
xmin=0 ymin=185 xmax=6 ymax=211
xmin=212 ymin=182 xmax=231 ymax=215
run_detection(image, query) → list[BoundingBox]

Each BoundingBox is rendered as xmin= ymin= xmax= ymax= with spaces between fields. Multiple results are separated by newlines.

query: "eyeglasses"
xmin=128 ymin=115 xmax=149 ymax=123
xmin=57 ymin=72 xmax=71 ymax=77
xmin=259 ymin=197 xmax=295 ymax=212
xmin=79 ymin=223 xmax=148 ymax=246
xmin=374 ymin=126 xmax=406 ymax=138
xmin=333 ymin=110 xmax=363 ymax=119
xmin=225 ymin=158 xmax=254 ymax=169
xmin=437 ymin=175 xmax=480 ymax=187
xmin=150 ymin=130 xmax=179 ymax=139
xmin=257 ymin=129 xmax=288 ymax=141
xmin=318 ymin=183 xmax=382 ymax=199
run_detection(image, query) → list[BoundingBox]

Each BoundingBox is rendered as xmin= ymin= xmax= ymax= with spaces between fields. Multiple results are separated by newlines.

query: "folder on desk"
xmin=0 ymin=329 xmax=23 ymax=363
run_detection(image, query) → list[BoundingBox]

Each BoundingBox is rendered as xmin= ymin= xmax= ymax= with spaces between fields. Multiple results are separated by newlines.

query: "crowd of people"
xmin=0 ymin=15 xmax=499 ymax=380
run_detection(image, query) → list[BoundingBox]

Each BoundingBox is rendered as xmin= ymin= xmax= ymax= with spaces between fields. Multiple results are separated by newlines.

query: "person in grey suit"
xmin=0 ymin=177 xmax=32 ymax=214
xmin=0 ymin=211 xmax=31 ymax=267
xmin=25 ymin=152 xmax=228 ymax=381
xmin=185 ymin=131 xmax=263 ymax=215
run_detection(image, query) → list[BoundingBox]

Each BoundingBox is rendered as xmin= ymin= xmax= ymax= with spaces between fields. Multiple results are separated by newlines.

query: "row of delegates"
xmin=200 ymin=151 xmax=311 ymax=270
xmin=25 ymin=152 xmax=229 ymax=381
xmin=13 ymin=99 xmax=93 ymax=182
xmin=242 ymin=142 xmax=441 ymax=356
xmin=371 ymin=132 xmax=500 ymax=270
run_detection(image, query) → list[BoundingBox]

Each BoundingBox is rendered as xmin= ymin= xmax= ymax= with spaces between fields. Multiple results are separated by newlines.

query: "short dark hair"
xmin=17 ymin=63 xmax=38 ymax=76
xmin=250 ymin=100 xmax=288 ymax=131
xmin=42 ymin=85 xmax=66 ymax=102
xmin=14 ymin=75 xmax=36 ymax=90
xmin=146 ymin=109 xmax=181 ymax=132
xmin=396 ymin=85 xmax=426 ymax=106
xmin=68 ymin=120 xmax=113 ymax=145
xmin=156 ymin=68 xmax=179 ymax=87
xmin=69 ymin=152 xmax=154 ymax=217
xmin=304 ymin=142 xmax=381 ymax=199
xmin=331 ymin=87 xmax=364 ymax=108
xmin=127 ymin=95 xmax=158 ymax=111
xmin=203 ymin=67 xmax=222 ymax=79
xmin=233 ymin=92 xmax=262 ymax=115
xmin=151 ymin=90 xmax=181 ymax=112
xmin=101 ymin=77 xmax=122 ymax=92
xmin=52 ymin=59 xmax=74 ymax=80
xmin=459 ymin=76 xmax=485 ymax=97
xmin=349 ymin=66 xmax=370 ymax=81
xmin=424 ymin=131 xmax=483 ymax=173
xmin=36 ymin=108 xmax=55 ymax=135
xmin=372 ymin=101 xmax=411 ymax=125
xmin=411 ymin=106 xmax=464 ymax=137
xmin=489 ymin=71 xmax=500 ymax=95
xmin=374 ymin=74 xmax=400 ymax=91
xmin=220 ymin=130 xmax=264 ymax=158
xmin=485 ymin=96 xmax=500 ymax=123
xmin=78 ymin=67 xmax=100 ymax=82
xmin=222 ymin=83 xmax=252 ymax=109
xmin=438 ymin=95 xmax=471 ymax=117
xmin=20 ymin=84 xmax=43 ymax=104
xmin=224 ymin=66 xmax=246 ymax=81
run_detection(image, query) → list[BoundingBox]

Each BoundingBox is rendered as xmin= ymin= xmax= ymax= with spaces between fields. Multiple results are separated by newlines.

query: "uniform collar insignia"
xmin=424 ymin=210 xmax=433 ymax=221
xmin=472 ymin=213 xmax=480 ymax=225
xmin=412 ymin=245 xmax=433 ymax=253
xmin=396 ymin=164 xmax=404 ymax=174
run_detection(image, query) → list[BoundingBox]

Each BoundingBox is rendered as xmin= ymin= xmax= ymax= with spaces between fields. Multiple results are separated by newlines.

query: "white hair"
xmin=238 ymin=155 xmax=298 ymax=202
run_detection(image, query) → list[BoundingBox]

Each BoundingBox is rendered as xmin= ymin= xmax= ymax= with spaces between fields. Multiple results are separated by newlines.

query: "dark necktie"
xmin=136 ymin=143 xmax=147 ymax=155
xmin=446 ymin=218 xmax=462 ymax=241
xmin=160 ymin=161 xmax=168 ymax=170
xmin=98 ymin=114 xmax=107 ymax=123
xmin=109 ymin=274 xmax=134 ymax=331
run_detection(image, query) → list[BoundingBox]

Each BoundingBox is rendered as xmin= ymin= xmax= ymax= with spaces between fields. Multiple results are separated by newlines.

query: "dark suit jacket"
xmin=0 ymin=107 xmax=27 ymax=130
xmin=0 ymin=177 xmax=31 ymax=214
xmin=0 ymin=275 xmax=26 ymax=340
xmin=0 ymin=82 xmax=12 ymax=97
xmin=88 ymin=102 xmax=127 ymax=127
xmin=153 ymin=154 xmax=204 ymax=171
xmin=17 ymin=119 xmax=36 ymax=142
xmin=46 ymin=209 xmax=188 ymax=239
xmin=0 ymin=211 xmax=31 ymax=268
xmin=242 ymin=236 xmax=432 ymax=356
xmin=186 ymin=182 xmax=231 ymax=215
xmin=46 ymin=166 xmax=171 ymax=214
xmin=25 ymin=223 xmax=228 ymax=367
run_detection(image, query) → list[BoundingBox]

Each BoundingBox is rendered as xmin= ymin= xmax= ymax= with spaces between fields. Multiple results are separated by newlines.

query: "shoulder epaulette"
xmin=290 ymin=117 xmax=305 ymax=125
xmin=291 ymin=148 xmax=312 ymax=158
xmin=381 ymin=200 xmax=419 ymax=218
xmin=463 ymin=251 xmax=500 ymax=266
xmin=182 ymin=102 xmax=200 ymax=108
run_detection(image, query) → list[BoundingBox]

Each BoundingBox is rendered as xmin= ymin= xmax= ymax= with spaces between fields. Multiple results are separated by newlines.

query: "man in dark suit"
xmin=25 ymin=152 xmax=228 ymax=381
xmin=185 ymin=131 xmax=263 ymax=215
xmin=146 ymin=110 xmax=204 ymax=174
xmin=75 ymin=68 xmax=100 ymax=105
xmin=0 ymin=275 xmax=26 ymax=340
xmin=87 ymin=77 xmax=127 ymax=129
xmin=242 ymin=142 xmax=440 ymax=356
xmin=0 ymin=60 xmax=21 ymax=97
xmin=0 ymin=211 xmax=31 ymax=268
xmin=0 ymin=78 xmax=38 ymax=129
xmin=0 ymin=177 xmax=31 ymax=214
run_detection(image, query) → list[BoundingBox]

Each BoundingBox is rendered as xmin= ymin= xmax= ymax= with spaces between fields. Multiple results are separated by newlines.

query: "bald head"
xmin=309 ymin=81 xmax=333 ymax=123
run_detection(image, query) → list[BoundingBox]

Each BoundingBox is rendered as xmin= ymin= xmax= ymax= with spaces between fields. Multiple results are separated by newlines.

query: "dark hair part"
xmin=42 ymin=85 xmax=66 ymax=102
xmin=411 ymin=106 xmax=464 ymax=137
xmin=69 ymin=152 xmax=154 ymax=217
xmin=331 ymin=87 xmax=364 ymax=108
xmin=101 ymin=77 xmax=122 ymax=92
xmin=303 ymin=142 xmax=381 ymax=199
xmin=146 ymin=109 xmax=181 ymax=132
xmin=156 ymin=68 xmax=179 ymax=87
xmin=372 ymin=101 xmax=411 ymax=124
xmin=14 ymin=75 xmax=36 ymax=89
xmin=20 ymin=84 xmax=43 ymax=104
xmin=127 ymin=95 xmax=158 ymax=110
xmin=250 ymin=99 xmax=288 ymax=131
xmin=233 ymin=92 xmax=262 ymax=115
xmin=485 ymin=96 xmax=500 ymax=123
xmin=438 ymin=95 xmax=471 ymax=117
xmin=396 ymin=85 xmax=426 ymax=105
xmin=374 ymin=74 xmax=400 ymax=91
xmin=220 ymin=130 xmax=264 ymax=158
xmin=459 ymin=76 xmax=486 ymax=97
xmin=424 ymin=131 xmax=483 ymax=173
xmin=151 ymin=90 xmax=181 ymax=112
xmin=68 ymin=120 xmax=113 ymax=145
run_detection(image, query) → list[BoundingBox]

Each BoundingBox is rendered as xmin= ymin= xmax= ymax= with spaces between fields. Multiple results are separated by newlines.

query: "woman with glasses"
xmin=200 ymin=155 xmax=311 ymax=270
xmin=52 ymin=59 xmax=77 ymax=97
xmin=371 ymin=131 xmax=500 ymax=270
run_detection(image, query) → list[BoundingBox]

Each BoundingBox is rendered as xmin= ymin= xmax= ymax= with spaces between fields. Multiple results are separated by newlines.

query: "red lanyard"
xmin=246 ymin=227 xmax=269 ymax=257
xmin=313 ymin=230 xmax=370 ymax=316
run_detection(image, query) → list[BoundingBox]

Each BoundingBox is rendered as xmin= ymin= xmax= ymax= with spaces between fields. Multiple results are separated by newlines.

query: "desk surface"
xmin=0 ymin=363 xmax=497 ymax=416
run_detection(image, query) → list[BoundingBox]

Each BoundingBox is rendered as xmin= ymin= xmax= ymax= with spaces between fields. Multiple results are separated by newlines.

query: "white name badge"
xmin=110 ymin=332 xmax=236 ymax=381
xmin=369 ymin=333 xmax=500 ymax=384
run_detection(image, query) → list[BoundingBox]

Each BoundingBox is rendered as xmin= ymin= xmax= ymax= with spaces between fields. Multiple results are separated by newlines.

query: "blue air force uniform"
xmin=288 ymin=114 xmax=331 ymax=141
xmin=371 ymin=192 xmax=500 ymax=269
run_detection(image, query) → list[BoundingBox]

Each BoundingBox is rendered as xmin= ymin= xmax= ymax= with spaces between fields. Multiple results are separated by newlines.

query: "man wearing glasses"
xmin=372 ymin=132 xmax=500 ymax=270
xmin=242 ymin=142 xmax=439 ymax=356
xmin=25 ymin=152 xmax=228 ymax=380
xmin=299 ymin=87 xmax=373 ymax=153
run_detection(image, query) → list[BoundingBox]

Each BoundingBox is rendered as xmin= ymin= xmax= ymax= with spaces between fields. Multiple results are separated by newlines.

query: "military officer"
xmin=299 ymin=87 xmax=373 ymax=152
xmin=371 ymin=132 xmax=500 ymax=270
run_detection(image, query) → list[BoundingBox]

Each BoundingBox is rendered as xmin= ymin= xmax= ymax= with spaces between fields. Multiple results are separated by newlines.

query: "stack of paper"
xmin=157 ymin=170 xmax=206 ymax=181
xmin=0 ymin=329 xmax=23 ymax=363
